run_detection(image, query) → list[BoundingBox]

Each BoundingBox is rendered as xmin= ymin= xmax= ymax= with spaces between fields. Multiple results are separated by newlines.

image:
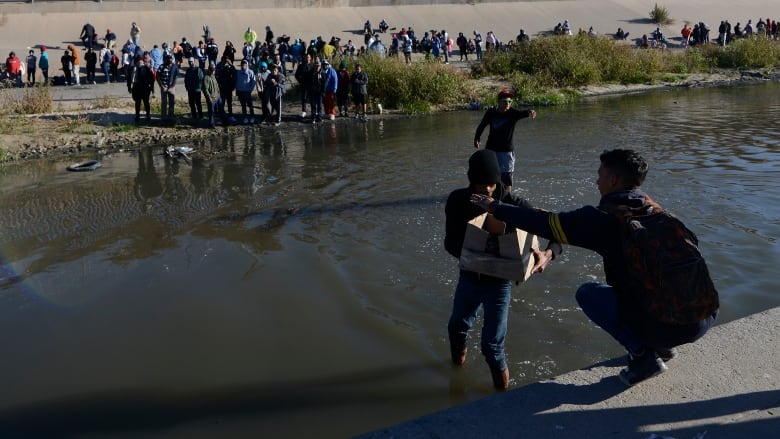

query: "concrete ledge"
xmin=357 ymin=307 xmax=780 ymax=438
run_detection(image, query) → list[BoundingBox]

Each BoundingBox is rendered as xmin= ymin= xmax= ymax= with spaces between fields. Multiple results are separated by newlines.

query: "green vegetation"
xmin=287 ymin=37 xmax=780 ymax=112
xmin=476 ymin=35 xmax=780 ymax=102
xmin=289 ymin=55 xmax=484 ymax=114
xmin=350 ymin=55 xmax=475 ymax=114
xmin=110 ymin=122 xmax=139 ymax=132
xmin=650 ymin=3 xmax=673 ymax=26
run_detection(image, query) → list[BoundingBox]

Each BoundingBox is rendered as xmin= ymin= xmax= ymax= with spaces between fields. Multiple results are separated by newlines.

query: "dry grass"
xmin=53 ymin=113 xmax=94 ymax=134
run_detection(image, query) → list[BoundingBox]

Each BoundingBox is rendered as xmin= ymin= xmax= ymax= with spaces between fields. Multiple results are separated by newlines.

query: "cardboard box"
xmin=459 ymin=213 xmax=540 ymax=282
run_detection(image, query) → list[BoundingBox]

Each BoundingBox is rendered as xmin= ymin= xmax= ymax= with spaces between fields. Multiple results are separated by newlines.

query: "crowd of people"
xmin=2 ymin=18 xmax=522 ymax=127
xmin=2 ymin=21 xmax=388 ymax=127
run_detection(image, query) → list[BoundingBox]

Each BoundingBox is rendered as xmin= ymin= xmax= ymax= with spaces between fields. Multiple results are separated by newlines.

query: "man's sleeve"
xmin=474 ymin=110 xmax=490 ymax=140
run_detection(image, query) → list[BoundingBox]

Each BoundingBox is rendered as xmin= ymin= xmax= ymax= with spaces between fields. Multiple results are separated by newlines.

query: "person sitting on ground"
xmin=639 ymin=34 xmax=650 ymax=48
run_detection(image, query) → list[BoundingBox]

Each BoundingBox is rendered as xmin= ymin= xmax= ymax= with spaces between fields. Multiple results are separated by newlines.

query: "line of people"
xmin=125 ymin=48 xmax=370 ymax=128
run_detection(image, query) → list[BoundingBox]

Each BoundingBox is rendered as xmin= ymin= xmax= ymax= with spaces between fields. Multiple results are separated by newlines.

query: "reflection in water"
xmin=1 ymin=83 xmax=780 ymax=437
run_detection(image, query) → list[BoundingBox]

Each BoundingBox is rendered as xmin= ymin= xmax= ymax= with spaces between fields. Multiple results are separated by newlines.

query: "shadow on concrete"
xmin=373 ymin=355 xmax=780 ymax=438
xmin=521 ymin=387 xmax=780 ymax=438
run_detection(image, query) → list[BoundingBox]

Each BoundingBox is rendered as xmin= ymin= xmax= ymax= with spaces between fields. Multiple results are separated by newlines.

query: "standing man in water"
xmin=445 ymin=149 xmax=560 ymax=390
xmin=474 ymin=89 xmax=536 ymax=192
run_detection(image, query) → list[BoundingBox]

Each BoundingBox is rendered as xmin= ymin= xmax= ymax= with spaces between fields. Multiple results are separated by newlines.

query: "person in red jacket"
xmin=5 ymin=51 xmax=22 ymax=87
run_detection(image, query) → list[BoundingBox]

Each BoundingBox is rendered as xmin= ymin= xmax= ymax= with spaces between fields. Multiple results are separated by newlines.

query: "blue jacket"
xmin=150 ymin=47 xmax=163 ymax=70
xmin=235 ymin=67 xmax=256 ymax=92
xmin=322 ymin=66 xmax=338 ymax=93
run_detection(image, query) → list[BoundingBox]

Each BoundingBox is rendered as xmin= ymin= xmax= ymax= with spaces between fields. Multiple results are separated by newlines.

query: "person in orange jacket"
xmin=67 ymin=44 xmax=82 ymax=85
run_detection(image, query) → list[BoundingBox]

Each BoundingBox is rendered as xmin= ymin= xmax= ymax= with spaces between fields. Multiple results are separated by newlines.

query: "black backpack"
xmin=182 ymin=41 xmax=193 ymax=58
xmin=601 ymin=198 xmax=719 ymax=324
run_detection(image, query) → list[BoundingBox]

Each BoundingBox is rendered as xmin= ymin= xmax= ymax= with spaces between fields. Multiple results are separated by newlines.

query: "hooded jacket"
xmin=445 ymin=150 xmax=561 ymax=262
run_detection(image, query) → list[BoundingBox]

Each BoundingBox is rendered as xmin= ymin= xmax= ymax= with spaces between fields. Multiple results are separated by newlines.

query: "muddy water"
xmin=1 ymin=83 xmax=779 ymax=437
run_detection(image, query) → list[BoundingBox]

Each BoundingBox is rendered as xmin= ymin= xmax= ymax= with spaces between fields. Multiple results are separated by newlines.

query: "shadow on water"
xmin=0 ymin=363 xmax=441 ymax=437
xmin=212 ymin=194 xmax=448 ymax=228
xmin=5 ymin=351 xmax=778 ymax=438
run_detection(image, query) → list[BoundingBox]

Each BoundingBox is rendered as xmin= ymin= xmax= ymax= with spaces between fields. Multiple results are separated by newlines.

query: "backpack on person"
xmin=600 ymin=198 xmax=719 ymax=324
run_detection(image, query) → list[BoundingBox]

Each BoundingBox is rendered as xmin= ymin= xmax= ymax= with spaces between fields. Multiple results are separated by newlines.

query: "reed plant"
xmin=290 ymin=55 xmax=476 ymax=114
xmin=710 ymin=37 xmax=780 ymax=68
xmin=479 ymin=35 xmax=780 ymax=94
xmin=649 ymin=3 xmax=673 ymax=26
xmin=357 ymin=54 xmax=472 ymax=112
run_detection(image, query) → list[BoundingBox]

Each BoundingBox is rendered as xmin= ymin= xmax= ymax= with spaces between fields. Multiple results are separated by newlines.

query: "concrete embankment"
xmin=358 ymin=306 xmax=780 ymax=438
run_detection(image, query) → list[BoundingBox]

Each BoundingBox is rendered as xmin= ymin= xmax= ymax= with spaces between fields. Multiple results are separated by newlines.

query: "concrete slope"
xmin=358 ymin=306 xmax=780 ymax=438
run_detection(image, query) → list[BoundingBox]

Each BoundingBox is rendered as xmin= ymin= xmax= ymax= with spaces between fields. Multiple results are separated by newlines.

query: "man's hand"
xmin=528 ymin=109 xmax=537 ymax=119
xmin=473 ymin=139 xmax=480 ymax=149
xmin=470 ymin=194 xmax=494 ymax=211
xmin=531 ymin=248 xmax=553 ymax=274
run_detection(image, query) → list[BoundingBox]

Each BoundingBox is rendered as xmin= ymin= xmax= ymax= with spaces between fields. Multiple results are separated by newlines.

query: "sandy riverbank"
xmin=0 ymin=0 xmax=777 ymax=161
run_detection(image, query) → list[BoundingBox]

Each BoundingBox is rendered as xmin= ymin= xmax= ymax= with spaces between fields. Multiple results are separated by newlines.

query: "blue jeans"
xmin=575 ymin=282 xmax=717 ymax=353
xmin=206 ymin=97 xmax=224 ymax=127
xmin=495 ymin=150 xmax=516 ymax=187
xmin=447 ymin=270 xmax=512 ymax=371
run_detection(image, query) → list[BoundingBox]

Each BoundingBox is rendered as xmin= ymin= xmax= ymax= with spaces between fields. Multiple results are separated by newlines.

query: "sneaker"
xmin=619 ymin=350 xmax=667 ymax=386
xmin=656 ymin=348 xmax=677 ymax=362
xmin=450 ymin=347 xmax=467 ymax=366
xmin=301 ymin=111 xmax=306 ymax=118
xmin=329 ymin=114 xmax=335 ymax=121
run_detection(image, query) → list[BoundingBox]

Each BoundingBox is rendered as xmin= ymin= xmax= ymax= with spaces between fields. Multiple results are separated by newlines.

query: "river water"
xmin=1 ymin=83 xmax=779 ymax=437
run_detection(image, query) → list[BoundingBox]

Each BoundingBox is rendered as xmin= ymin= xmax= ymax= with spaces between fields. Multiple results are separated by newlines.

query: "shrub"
xmin=0 ymin=84 xmax=53 ymax=115
xmin=717 ymin=37 xmax=780 ymax=68
xmin=650 ymin=3 xmax=673 ymax=26
xmin=348 ymin=55 xmax=471 ymax=112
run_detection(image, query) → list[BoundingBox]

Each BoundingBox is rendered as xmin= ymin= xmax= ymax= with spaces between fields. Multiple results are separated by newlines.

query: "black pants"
xmin=220 ymin=89 xmax=234 ymax=116
xmin=132 ymin=89 xmax=151 ymax=119
xmin=188 ymin=91 xmax=203 ymax=119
